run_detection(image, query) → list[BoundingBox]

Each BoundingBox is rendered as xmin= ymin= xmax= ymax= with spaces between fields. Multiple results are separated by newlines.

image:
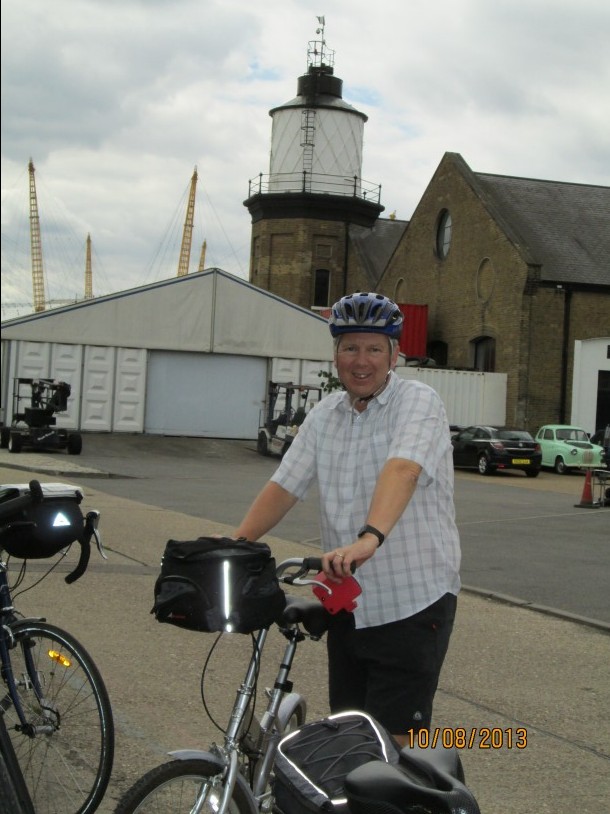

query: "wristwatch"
xmin=357 ymin=524 xmax=385 ymax=547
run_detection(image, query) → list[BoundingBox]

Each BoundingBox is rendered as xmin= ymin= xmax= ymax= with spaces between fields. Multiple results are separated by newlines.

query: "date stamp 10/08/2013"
xmin=405 ymin=727 xmax=528 ymax=750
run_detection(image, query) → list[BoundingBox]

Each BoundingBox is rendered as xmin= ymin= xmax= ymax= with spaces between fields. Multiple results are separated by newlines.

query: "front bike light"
xmin=48 ymin=649 xmax=71 ymax=668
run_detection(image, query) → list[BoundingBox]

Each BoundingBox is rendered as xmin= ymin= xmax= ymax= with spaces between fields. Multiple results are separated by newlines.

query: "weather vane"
xmin=316 ymin=15 xmax=326 ymax=42
xmin=308 ymin=15 xmax=333 ymax=69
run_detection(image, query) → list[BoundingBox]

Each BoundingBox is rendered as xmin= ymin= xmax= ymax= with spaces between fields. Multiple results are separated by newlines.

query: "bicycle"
xmin=114 ymin=553 xmax=479 ymax=814
xmin=115 ymin=555 xmax=331 ymax=814
xmin=0 ymin=478 xmax=115 ymax=814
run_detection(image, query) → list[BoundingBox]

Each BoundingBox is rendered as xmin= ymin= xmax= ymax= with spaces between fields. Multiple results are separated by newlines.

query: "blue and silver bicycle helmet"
xmin=329 ymin=292 xmax=403 ymax=338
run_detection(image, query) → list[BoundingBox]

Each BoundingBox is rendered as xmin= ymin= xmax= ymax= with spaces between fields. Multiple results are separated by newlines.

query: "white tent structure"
xmin=0 ymin=269 xmax=334 ymax=439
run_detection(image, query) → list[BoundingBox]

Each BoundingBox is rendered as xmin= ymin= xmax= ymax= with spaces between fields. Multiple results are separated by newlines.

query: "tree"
xmin=317 ymin=370 xmax=343 ymax=393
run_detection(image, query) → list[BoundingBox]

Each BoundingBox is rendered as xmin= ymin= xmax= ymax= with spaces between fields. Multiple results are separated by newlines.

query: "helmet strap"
xmin=353 ymin=371 xmax=391 ymax=407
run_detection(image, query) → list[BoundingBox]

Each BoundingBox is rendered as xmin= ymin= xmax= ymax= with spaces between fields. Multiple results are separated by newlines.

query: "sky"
xmin=2 ymin=0 xmax=609 ymax=319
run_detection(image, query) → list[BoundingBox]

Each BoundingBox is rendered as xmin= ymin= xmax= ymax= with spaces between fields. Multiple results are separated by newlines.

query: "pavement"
xmin=0 ymin=445 xmax=609 ymax=814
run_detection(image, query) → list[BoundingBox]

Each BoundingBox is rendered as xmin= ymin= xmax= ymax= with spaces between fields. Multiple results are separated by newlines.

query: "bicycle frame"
xmin=0 ymin=560 xmax=43 ymax=814
xmin=0 ymin=562 xmax=41 ymax=733
xmin=168 ymin=620 xmax=309 ymax=813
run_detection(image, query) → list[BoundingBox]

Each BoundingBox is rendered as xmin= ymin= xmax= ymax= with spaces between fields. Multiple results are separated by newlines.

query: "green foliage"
xmin=317 ymin=369 xmax=344 ymax=393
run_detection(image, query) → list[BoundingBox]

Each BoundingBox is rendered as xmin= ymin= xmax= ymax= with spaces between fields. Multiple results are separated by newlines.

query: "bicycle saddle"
xmin=344 ymin=745 xmax=480 ymax=814
xmin=399 ymin=742 xmax=464 ymax=782
xmin=281 ymin=595 xmax=330 ymax=638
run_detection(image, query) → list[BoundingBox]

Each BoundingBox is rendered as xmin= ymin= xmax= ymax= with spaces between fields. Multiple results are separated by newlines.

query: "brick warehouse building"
xmin=244 ymin=30 xmax=610 ymax=436
xmin=378 ymin=152 xmax=610 ymax=433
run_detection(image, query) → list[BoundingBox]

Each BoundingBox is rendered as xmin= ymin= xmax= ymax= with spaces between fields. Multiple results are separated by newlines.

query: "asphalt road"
xmin=4 ymin=431 xmax=608 ymax=625
xmin=1 ymin=433 xmax=608 ymax=814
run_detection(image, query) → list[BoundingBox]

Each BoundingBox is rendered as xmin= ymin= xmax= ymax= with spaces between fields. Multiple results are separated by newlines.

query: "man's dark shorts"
xmin=326 ymin=593 xmax=457 ymax=734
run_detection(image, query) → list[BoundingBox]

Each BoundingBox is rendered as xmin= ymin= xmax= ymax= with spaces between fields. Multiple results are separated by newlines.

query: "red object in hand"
xmin=312 ymin=572 xmax=362 ymax=614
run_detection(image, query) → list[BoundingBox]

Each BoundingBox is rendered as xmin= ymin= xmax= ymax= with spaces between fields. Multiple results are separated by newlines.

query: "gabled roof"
xmin=447 ymin=153 xmax=610 ymax=287
xmin=349 ymin=218 xmax=408 ymax=288
xmin=1 ymin=268 xmax=334 ymax=361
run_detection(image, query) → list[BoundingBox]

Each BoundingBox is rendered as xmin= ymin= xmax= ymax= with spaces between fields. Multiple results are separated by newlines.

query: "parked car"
xmin=451 ymin=425 xmax=542 ymax=477
xmin=534 ymin=425 xmax=606 ymax=474
xmin=590 ymin=426 xmax=610 ymax=468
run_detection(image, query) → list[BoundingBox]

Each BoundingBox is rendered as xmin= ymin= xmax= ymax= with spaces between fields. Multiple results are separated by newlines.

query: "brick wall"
xmin=250 ymin=218 xmax=349 ymax=308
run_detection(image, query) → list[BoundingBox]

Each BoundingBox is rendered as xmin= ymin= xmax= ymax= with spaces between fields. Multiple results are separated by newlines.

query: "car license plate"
xmin=512 ymin=458 xmax=531 ymax=465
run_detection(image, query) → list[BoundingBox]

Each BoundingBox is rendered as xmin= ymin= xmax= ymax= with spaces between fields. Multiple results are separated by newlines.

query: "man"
xmin=234 ymin=292 xmax=460 ymax=745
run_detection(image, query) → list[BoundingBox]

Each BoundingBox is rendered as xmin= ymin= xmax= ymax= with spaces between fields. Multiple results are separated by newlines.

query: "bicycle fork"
xmin=1 ymin=627 xmax=57 ymax=737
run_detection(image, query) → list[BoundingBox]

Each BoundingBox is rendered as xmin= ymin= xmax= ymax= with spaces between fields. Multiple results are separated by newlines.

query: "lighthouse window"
xmin=313 ymin=269 xmax=330 ymax=307
xmin=436 ymin=209 xmax=452 ymax=259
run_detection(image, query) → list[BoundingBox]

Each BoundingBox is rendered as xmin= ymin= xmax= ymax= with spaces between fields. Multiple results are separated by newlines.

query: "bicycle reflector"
xmin=48 ymin=650 xmax=72 ymax=668
xmin=312 ymin=573 xmax=362 ymax=614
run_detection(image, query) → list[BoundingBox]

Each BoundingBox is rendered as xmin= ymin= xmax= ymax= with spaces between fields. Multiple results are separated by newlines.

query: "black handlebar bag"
xmin=152 ymin=537 xmax=286 ymax=634
xmin=0 ymin=483 xmax=84 ymax=559
xmin=272 ymin=710 xmax=400 ymax=814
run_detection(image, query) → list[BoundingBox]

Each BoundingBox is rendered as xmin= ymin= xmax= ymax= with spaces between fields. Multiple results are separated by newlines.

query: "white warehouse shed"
xmin=0 ymin=269 xmax=334 ymax=439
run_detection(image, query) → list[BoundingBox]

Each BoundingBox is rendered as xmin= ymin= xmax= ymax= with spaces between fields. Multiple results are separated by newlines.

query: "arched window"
xmin=393 ymin=278 xmax=406 ymax=302
xmin=436 ymin=209 xmax=452 ymax=259
xmin=472 ymin=336 xmax=496 ymax=372
xmin=313 ymin=269 xmax=330 ymax=307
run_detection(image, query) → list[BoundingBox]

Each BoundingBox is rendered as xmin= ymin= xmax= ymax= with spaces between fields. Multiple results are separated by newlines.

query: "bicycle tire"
xmin=114 ymin=758 xmax=253 ymax=814
xmin=0 ymin=742 xmax=28 ymax=814
xmin=0 ymin=712 xmax=34 ymax=814
xmin=4 ymin=619 xmax=114 ymax=814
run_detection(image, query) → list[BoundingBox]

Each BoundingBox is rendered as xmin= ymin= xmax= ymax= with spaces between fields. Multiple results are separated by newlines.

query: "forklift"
xmin=0 ymin=377 xmax=83 ymax=455
xmin=257 ymin=382 xmax=323 ymax=457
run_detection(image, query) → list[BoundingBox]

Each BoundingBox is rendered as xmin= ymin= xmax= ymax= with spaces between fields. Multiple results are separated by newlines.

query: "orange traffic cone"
xmin=574 ymin=469 xmax=597 ymax=508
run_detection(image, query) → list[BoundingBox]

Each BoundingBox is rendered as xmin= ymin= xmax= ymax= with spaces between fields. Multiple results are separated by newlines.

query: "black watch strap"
xmin=357 ymin=524 xmax=385 ymax=547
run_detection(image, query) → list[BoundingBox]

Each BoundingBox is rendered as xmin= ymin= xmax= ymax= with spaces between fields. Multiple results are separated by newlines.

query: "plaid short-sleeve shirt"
xmin=271 ymin=372 xmax=461 ymax=628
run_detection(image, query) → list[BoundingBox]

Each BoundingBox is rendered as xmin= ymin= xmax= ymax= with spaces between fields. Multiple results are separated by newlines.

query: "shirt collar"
xmin=333 ymin=370 xmax=398 ymax=412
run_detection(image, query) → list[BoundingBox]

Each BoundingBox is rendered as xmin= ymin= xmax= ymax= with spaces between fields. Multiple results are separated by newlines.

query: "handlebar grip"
xmin=28 ymin=479 xmax=44 ymax=504
xmin=64 ymin=535 xmax=91 ymax=584
xmin=0 ymin=494 xmax=35 ymax=522
xmin=0 ymin=479 xmax=44 ymax=522
xmin=64 ymin=510 xmax=100 ymax=583
xmin=302 ymin=556 xmax=356 ymax=574
xmin=303 ymin=557 xmax=323 ymax=572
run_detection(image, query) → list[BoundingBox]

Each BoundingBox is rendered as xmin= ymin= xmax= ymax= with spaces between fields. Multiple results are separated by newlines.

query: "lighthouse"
xmin=244 ymin=18 xmax=383 ymax=311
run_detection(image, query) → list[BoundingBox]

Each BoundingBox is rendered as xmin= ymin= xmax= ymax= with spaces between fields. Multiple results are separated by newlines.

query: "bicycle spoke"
xmin=6 ymin=621 xmax=113 ymax=814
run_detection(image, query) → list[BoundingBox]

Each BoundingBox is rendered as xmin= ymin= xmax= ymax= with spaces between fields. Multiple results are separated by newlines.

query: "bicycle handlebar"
xmin=0 ymin=488 xmax=43 ymax=522
xmin=276 ymin=556 xmax=361 ymax=615
xmin=0 ymin=479 xmax=105 ymax=584
xmin=65 ymin=510 xmax=93 ymax=584
xmin=274 ymin=557 xmax=319 ymax=585
xmin=276 ymin=556 xmax=356 ymax=585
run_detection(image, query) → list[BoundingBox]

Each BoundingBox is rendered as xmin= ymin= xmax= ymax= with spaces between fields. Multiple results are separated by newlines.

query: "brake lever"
xmin=86 ymin=511 xmax=107 ymax=559
xmin=291 ymin=575 xmax=332 ymax=593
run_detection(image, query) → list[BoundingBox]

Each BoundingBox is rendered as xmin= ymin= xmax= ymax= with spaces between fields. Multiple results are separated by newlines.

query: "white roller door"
xmin=144 ymin=352 xmax=267 ymax=438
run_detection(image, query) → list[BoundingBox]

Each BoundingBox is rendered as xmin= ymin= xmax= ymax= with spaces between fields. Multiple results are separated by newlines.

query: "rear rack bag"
xmin=273 ymin=710 xmax=400 ymax=814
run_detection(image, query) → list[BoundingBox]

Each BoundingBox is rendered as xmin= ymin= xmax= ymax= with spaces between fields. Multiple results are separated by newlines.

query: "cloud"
xmin=2 ymin=0 xmax=609 ymax=317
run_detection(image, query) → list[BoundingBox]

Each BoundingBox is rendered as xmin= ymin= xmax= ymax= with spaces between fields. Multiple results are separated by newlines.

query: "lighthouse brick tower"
xmin=244 ymin=18 xmax=384 ymax=311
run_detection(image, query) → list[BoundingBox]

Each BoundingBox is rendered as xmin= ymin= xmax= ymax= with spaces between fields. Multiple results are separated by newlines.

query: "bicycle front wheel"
xmin=4 ymin=619 xmax=114 ymax=814
xmin=115 ymin=758 xmax=253 ymax=814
